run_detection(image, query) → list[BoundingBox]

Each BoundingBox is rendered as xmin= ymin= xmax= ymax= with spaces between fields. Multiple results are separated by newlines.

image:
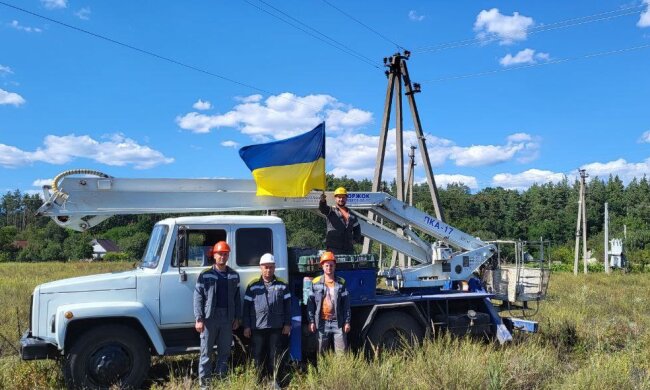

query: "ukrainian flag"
xmin=239 ymin=123 xmax=326 ymax=197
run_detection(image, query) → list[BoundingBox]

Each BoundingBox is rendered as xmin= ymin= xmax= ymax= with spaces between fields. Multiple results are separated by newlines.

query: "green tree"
xmin=118 ymin=232 xmax=150 ymax=259
xmin=63 ymin=233 xmax=93 ymax=260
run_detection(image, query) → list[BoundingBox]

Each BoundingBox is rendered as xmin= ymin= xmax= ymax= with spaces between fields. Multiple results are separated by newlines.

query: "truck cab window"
xmin=235 ymin=227 xmax=273 ymax=267
xmin=172 ymin=228 xmax=227 ymax=267
xmin=141 ymin=224 xmax=169 ymax=268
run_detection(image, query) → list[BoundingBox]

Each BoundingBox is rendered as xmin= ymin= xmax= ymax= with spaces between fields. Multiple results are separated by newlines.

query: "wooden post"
xmin=400 ymin=58 xmax=445 ymax=221
xmin=604 ymin=202 xmax=610 ymax=274
xmin=362 ymin=57 xmax=397 ymax=255
xmin=573 ymin=178 xmax=582 ymax=276
xmin=581 ymin=170 xmax=588 ymax=274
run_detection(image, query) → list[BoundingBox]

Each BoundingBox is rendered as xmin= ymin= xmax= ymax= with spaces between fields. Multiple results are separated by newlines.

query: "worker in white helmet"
xmin=242 ymin=253 xmax=291 ymax=381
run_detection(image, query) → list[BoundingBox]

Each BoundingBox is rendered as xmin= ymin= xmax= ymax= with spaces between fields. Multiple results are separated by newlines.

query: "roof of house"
xmin=12 ymin=240 xmax=28 ymax=249
xmin=91 ymin=239 xmax=121 ymax=252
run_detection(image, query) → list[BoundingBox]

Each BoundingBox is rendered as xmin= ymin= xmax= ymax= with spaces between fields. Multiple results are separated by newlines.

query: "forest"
xmin=1 ymin=174 xmax=649 ymax=271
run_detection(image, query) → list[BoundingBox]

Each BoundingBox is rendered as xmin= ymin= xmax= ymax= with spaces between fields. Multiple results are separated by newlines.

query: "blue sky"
xmin=1 ymin=0 xmax=649 ymax=195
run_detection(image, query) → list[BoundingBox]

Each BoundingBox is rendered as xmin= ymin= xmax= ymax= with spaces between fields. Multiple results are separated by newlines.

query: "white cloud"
xmin=32 ymin=178 xmax=54 ymax=187
xmin=0 ymin=65 xmax=13 ymax=76
xmin=74 ymin=7 xmax=91 ymax=20
xmin=491 ymin=157 xmax=650 ymax=191
xmin=326 ymin=108 xmax=373 ymax=130
xmin=0 ymin=88 xmax=26 ymax=106
xmin=8 ymin=20 xmax=42 ymax=33
xmin=0 ymin=144 xmax=33 ymax=167
xmin=326 ymin=128 xmax=536 ymax=182
xmin=449 ymin=133 xmax=540 ymax=167
xmin=581 ymin=158 xmax=650 ymax=183
xmin=639 ymin=0 xmax=650 ymax=28
xmin=499 ymin=48 xmax=550 ymax=67
xmin=41 ymin=0 xmax=67 ymax=9
xmin=492 ymin=169 xmax=566 ymax=190
xmin=235 ymin=94 xmax=263 ymax=103
xmin=639 ymin=130 xmax=650 ymax=143
xmin=176 ymin=93 xmax=373 ymax=140
xmin=474 ymin=8 xmax=534 ymax=45
xmin=177 ymin=92 xmax=540 ymax=185
xmin=192 ymin=99 xmax=212 ymax=110
xmin=221 ymin=140 xmax=240 ymax=148
xmin=408 ymin=10 xmax=425 ymax=22
xmin=0 ymin=134 xmax=173 ymax=169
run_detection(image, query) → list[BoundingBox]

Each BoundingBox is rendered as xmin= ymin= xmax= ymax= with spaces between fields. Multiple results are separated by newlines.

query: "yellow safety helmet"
xmin=334 ymin=187 xmax=348 ymax=196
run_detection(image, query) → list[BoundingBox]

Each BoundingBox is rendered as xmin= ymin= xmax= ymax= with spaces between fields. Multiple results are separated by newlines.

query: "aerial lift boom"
xmin=37 ymin=171 xmax=495 ymax=289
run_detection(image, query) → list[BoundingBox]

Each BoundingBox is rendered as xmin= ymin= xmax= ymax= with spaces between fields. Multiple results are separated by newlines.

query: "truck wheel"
xmin=366 ymin=311 xmax=424 ymax=353
xmin=64 ymin=324 xmax=151 ymax=389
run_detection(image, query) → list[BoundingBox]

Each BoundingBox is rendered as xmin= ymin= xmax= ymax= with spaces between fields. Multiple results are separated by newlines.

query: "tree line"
xmin=1 ymin=175 xmax=649 ymax=270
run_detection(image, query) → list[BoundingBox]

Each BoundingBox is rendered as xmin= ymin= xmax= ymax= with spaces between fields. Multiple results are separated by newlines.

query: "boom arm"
xmin=38 ymin=173 xmax=495 ymax=287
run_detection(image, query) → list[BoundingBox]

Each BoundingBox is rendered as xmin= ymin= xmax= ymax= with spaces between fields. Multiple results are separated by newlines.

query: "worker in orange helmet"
xmin=307 ymin=251 xmax=351 ymax=354
xmin=193 ymin=241 xmax=241 ymax=385
xmin=319 ymin=187 xmax=362 ymax=255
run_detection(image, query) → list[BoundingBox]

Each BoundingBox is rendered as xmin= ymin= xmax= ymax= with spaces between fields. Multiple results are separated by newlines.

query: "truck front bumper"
xmin=20 ymin=331 xmax=59 ymax=360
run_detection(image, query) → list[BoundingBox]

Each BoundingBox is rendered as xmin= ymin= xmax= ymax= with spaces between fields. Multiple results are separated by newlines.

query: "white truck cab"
xmin=23 ymin=215 xmax=289 ymax=389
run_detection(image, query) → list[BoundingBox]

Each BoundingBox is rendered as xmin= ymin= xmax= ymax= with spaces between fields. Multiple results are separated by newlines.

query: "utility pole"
xmin=404 ymin=145 xmax=416 ymax=267
xmin=573 ymin=169 xmax=589 ymax=275
xmin=362 ymin=52 xmax=444 ymax=265
xmin=405 ymin=145 xmax=416 ymax=207
xmin=604 ymin=202 xmax=610 ymax=274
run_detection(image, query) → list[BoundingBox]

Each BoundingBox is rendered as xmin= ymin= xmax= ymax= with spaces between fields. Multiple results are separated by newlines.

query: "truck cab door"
xmin=159 ymin=226 xmax=229 ymax=325
xmin=231 ymin=226 xmax=286 ymax=293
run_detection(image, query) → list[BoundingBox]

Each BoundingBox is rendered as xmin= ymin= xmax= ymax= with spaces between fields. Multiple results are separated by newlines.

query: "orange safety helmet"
xmin=213 ymin=241 xmax=231 ymax=254
xmin=319 ymin=251 xmax=336 ymax=264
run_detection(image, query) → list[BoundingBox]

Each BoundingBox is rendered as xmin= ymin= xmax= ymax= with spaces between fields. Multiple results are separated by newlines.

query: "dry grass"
xmin=1 ymin=263 xmax=650 ymax=389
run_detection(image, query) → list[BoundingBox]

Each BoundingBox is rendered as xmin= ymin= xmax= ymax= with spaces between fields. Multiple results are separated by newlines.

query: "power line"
xmin=243 ymin=0 xmax=381 ymax=69
xmin=413 ymin=4 xmax=645 ymax=54
xmin=319 ymin=0 xmax=406 ymax=51
xmin=0 ymin=1 xmax=324 ymax=110
xmin=421 ymin=42 xmax=650 ymax=83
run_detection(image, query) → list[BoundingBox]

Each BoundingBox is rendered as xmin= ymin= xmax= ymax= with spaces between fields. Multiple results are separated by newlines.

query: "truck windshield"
xmin=140 ymin=224 xmax=169 ymax=268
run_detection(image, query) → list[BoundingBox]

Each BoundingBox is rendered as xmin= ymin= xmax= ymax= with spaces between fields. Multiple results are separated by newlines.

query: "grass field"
xmin=1 ymin=262 xmax=649 ymax=389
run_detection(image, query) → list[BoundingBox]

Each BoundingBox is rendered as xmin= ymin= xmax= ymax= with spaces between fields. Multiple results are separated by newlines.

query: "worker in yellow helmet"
xmin=319 ymin=187 xmax=362 ymax=255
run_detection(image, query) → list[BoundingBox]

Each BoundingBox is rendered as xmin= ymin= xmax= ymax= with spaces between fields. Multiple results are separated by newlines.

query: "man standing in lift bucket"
xmin=193 ymin=241 xmax=241 ymax=386
xmin=307 ymin=251 xmax=351 ymax=353
xmin=319 ymin=187 xmax=362 ymax=255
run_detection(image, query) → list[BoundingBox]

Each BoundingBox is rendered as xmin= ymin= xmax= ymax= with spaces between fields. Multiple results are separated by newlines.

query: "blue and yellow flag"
xmin=239 ymin=123 xmax=326 ymax=197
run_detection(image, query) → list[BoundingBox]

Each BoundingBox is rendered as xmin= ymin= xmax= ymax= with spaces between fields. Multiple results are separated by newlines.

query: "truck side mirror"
xmin=177 ymin=226 xmax=188 ymax=282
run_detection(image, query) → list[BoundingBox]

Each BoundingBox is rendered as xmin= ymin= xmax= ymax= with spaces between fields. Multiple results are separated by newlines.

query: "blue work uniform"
xmin=193 ymin=266 xmax=241 ymax=382
xmin=307 ymin=275 xmax=351 ymax=353
xmin=243 ymin=276 xmax=291 ymax=377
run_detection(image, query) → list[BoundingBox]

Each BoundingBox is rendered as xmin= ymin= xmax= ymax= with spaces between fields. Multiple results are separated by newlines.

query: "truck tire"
xmin=64 ymin=324 xmax=151 ymax=389
xmin=366 ymin=311 xmax=424 ymax=353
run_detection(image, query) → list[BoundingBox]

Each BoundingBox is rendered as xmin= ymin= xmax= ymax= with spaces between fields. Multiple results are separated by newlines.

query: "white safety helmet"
xmin=259 ymin=253 xmax=275 ymax=265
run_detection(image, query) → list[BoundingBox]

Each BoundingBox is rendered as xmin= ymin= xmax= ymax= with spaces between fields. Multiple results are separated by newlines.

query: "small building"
xmin=91 ymin=239 xmax=121 ymax=259
xmin=12 ymin=240 xmax=28 ymax=250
